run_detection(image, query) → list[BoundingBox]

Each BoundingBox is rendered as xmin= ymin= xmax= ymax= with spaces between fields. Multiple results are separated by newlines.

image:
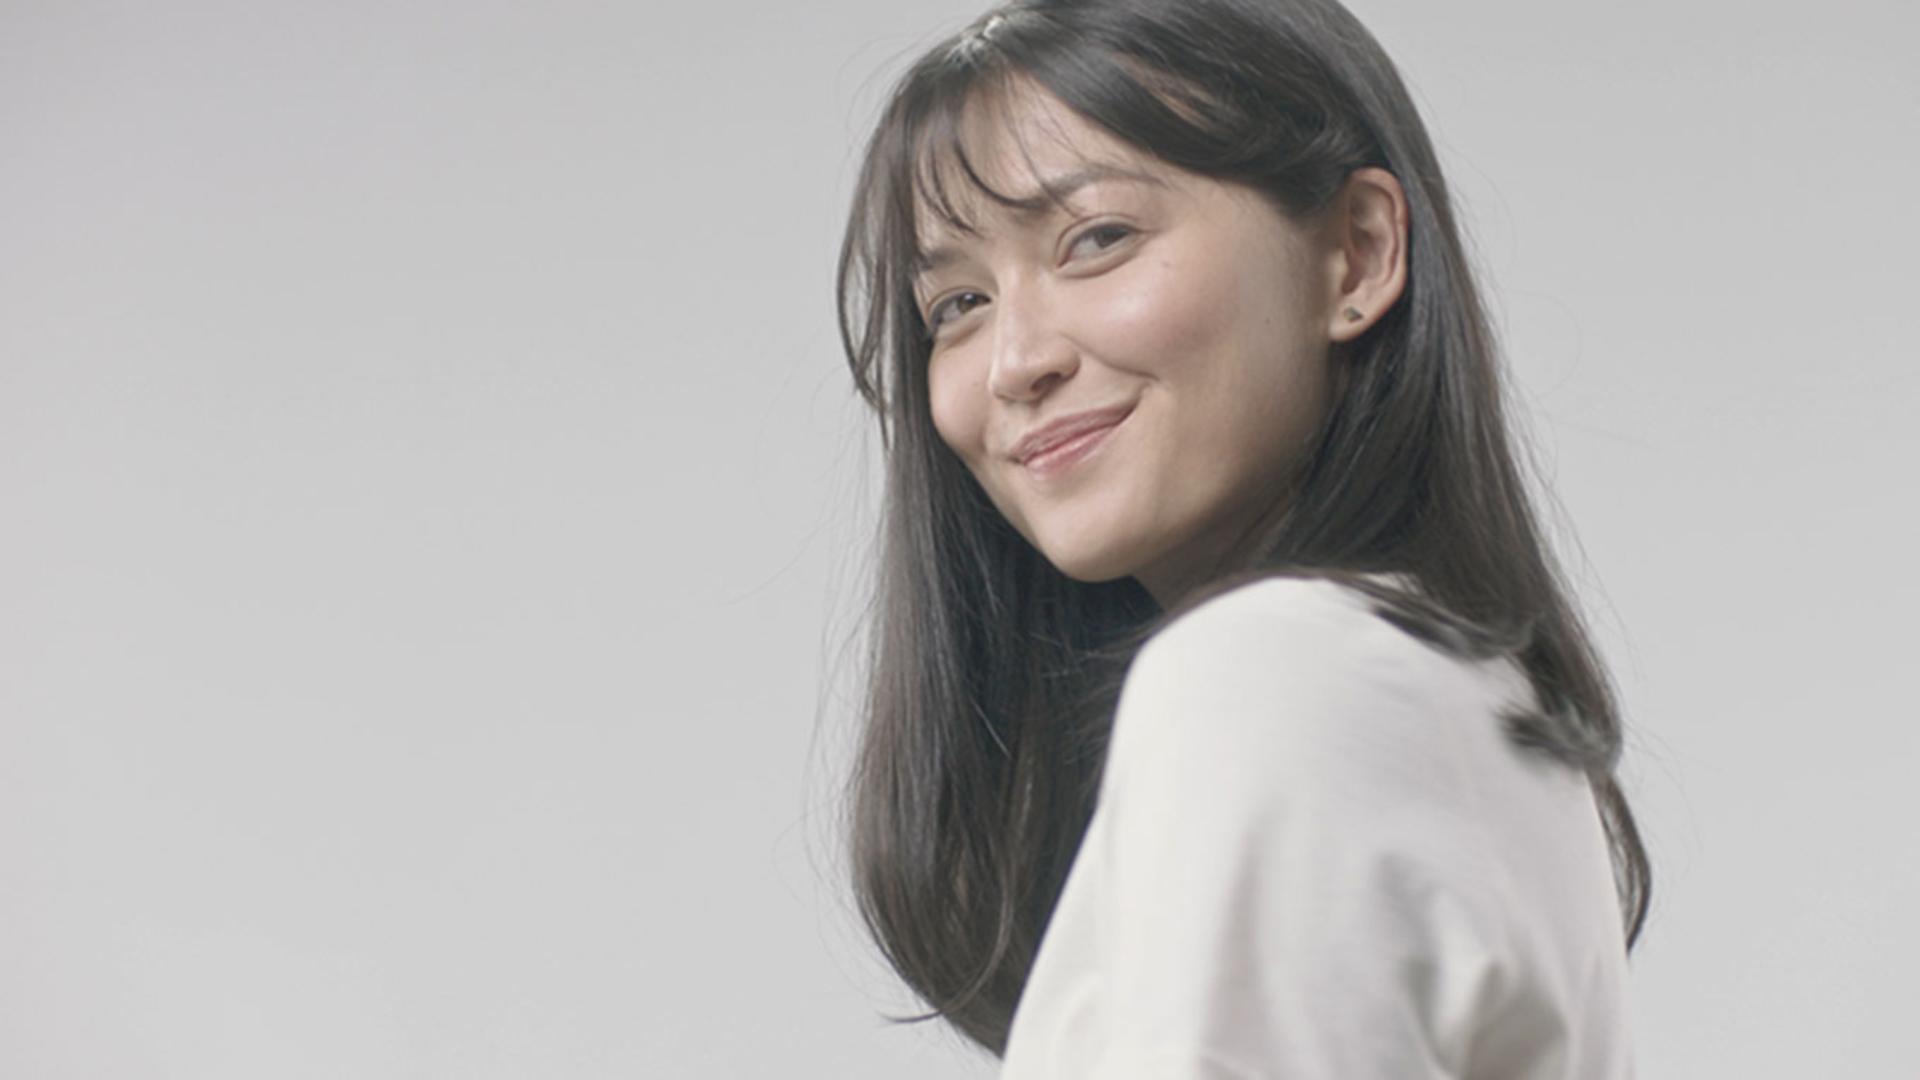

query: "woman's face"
xmin=913 ymin=81 xmax=1349 ymax=607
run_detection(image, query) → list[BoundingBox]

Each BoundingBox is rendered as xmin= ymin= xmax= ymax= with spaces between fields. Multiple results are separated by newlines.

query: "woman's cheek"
xmin=1094 ymin=256 xmax=1218 ymax=374
xmin=926 ymin=355 xmax=988 ymax=465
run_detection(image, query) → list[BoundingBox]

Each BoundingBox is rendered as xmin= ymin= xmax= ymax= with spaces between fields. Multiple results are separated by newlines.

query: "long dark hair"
xmin=833 ymin=0 xmax=1651 ymax=1058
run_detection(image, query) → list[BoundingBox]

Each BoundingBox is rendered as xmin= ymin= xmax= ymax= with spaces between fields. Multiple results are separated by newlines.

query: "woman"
xmin=834 ymin=0 xmax=1650 ymax=1075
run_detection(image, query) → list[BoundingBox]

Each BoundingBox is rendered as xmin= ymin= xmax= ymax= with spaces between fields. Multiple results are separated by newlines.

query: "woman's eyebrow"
xmin=913 ymin=163 xmax=1166 ymax=279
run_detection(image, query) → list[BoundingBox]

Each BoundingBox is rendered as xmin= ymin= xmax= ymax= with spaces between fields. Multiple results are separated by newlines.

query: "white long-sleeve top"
xmin=997 ymin=575 xmax=1635 ymax=1079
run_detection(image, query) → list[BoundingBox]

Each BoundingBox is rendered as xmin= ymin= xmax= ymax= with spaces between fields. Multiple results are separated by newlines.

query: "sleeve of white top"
xmin=1082 ymin=579 xmax=1527 ymax=1079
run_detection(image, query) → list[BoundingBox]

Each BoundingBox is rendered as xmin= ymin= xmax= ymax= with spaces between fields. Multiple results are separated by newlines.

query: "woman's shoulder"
xmin=1144 ymin=571 xmax=1408 ymax=653
xmin=1047 ymin=575 xmax=1627 ymax=1079
xmin=1129 ymin=571 xmax=1494 ymax=705
xmin=1111 ymin=572 xmax=1532 ymax=793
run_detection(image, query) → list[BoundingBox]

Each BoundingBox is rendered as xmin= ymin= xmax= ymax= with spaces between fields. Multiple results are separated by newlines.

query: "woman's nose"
xmin=985 ymin=289 xmax=1078 ymax=402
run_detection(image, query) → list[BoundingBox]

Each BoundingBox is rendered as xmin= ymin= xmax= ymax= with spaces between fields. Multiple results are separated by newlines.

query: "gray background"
xmin=3 ymin=1 xmax=1914 ymax=1076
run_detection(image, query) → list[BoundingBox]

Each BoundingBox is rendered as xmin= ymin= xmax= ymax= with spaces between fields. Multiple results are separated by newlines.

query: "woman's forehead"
xmin=909 ymin=92 xmax=1171 ymax=246
xmin=911 ymin=162 xmax=1174 ymax=286
xmin=915 ymin=153 xmax=1161 ymax=229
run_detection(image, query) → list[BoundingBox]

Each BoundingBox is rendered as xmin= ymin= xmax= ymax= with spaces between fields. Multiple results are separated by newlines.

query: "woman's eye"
xmin=922 ymin=225 xmax=1133 ymax=338
xmin=927 ymin=292 xmax=987 ymax=333
xmin=1070 ymin=222 xmax=1134 ymax=258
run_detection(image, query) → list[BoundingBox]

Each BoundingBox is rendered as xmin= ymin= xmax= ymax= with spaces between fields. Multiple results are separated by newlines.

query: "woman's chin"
xmin=1036 ymin=543 xmax=1149 ymax=587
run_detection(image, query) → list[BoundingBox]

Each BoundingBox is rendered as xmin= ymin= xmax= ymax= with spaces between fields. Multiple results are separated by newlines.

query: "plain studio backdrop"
xmin=2 ymin=1 xmax=1913 ymax=1076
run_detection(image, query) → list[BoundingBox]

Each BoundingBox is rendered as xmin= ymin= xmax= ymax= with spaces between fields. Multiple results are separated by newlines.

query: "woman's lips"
xmin=1021 ymin=414 xmax=1126 ymax=478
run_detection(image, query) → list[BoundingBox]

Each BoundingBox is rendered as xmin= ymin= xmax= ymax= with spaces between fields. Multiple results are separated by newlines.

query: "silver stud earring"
xmin=1342 ymin=306 xmax=1365 ymax=323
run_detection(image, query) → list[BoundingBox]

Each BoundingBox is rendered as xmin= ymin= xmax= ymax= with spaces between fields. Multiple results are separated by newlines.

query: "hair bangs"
xmin=902 ymin=69 xmax=1084 ymax=262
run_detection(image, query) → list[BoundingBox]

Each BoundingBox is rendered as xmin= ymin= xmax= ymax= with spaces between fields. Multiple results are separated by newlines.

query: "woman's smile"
xmin=1019 ymin=407 xmax=1130 ymax=481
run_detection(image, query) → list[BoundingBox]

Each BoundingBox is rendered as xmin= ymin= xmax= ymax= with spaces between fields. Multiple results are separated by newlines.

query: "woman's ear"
xmin=1324 ymin=166 xmax=1409 ymax=343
